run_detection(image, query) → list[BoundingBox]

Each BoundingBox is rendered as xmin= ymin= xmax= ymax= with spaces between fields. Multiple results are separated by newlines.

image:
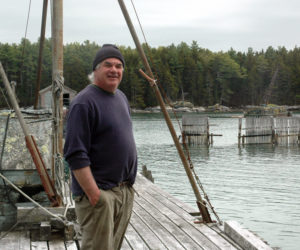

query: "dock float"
xmin=0 ymin=173 xmax=273 ymax=249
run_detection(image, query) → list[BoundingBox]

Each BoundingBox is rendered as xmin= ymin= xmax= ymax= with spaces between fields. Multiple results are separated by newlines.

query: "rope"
xmin=0 ymin=171 xmax=65 ymax=223
xmin=130 ymin=0 xmax=221 ymax=224
xmin=54 ymin=153 xmax=70 ymax=205
xmin=52 ymin=72 xmax=66 ymax=202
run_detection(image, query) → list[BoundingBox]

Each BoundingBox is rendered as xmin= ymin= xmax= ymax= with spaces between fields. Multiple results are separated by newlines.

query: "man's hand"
xmin=73 ymin=166 xmax=101 ymax=206
xmin=88 ymin=188 xmax=101 ymax=206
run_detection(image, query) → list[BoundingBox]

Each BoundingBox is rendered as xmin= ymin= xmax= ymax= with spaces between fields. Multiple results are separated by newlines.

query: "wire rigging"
xmin=129 ymin=0 xmax=221 ymax=224
xmin=20 ymin=0 xmax=32 ymax=88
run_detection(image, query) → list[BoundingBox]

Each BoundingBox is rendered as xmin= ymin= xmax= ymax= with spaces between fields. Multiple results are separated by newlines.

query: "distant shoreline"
xmin=131 ymin=104 xmax=300 ymax=114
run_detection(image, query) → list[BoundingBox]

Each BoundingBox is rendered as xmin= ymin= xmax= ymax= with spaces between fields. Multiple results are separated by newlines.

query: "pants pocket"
xmin=94 ymin=189 xmax=106 ymax=208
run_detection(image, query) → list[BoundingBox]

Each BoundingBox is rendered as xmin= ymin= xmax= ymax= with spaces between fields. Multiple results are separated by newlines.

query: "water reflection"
xmin=132 ymin=113 xmax=300 ymax=250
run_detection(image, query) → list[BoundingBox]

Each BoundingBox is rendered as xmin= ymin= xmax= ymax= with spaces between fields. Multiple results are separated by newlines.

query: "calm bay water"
xmin=132 ymin=113 xmax=300 ymax=250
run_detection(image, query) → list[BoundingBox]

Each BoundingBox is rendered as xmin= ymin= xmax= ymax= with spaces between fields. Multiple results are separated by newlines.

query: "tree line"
xmin=1 ymin=38 xmax=300 ymax=108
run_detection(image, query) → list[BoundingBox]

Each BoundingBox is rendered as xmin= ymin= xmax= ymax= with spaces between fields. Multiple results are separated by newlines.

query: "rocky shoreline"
xmin=131 ymin=103 xmax=300 ymax=114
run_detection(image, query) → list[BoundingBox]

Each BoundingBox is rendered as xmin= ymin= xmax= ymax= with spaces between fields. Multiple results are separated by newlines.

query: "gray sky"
xmin=1 ymin=0 xmax=299 ymax=52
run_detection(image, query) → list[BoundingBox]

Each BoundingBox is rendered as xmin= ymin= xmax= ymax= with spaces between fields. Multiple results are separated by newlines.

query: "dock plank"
xmin=135 ymin=174 xmax=243 ymax=250
xmin=210 ymin=224 xmax=243 ymax=250
xmin=31 ymin=241 xmax=48 ymax=250
xmin=48 ymin=239 xmax=66 ymax=250
xmin=135 ymin=187 xmax=224 ymax=250
xmin=0 ymin=231 xmax=31 ymax=250
xmin=120 ymin=238 xmax=132 ymax=250
xmin=135 ymin=173 xmax=198 ymax=213
xmin=133 ymin=201 xmax=185 ymax=249
xmin=18 ymin=231 xmax=31 ymax=250
xmin=124 ymin=223 xmax=150 ymax=249
xmin=65 ymin=240 xmax=78 ymax=250
xmin=129 ymin=211 xmax=166 ymax=249
xmin=224 ymin=221 xmax=273 ymax=250
xmin=134 ymin=194 xmax=205 ymax=249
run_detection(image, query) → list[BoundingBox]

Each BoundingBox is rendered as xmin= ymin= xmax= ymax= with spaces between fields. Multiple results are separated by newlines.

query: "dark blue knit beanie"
xmin=92 ymin=44 xmax=125 ymax=71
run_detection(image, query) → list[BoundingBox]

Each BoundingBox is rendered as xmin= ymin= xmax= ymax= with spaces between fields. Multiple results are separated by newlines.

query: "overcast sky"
xmin=1 ymin=0 xmax=299 ymax=52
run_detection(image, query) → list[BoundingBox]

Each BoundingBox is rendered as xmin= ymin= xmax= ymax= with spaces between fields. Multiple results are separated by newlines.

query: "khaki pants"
xmin=75 ymin=185 xmax=134 ymax=250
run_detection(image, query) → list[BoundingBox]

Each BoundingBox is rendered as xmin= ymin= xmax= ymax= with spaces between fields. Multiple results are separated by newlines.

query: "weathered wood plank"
xmin=31 ymin=241 xmax=48 ymax=250
xmin=135 ymin=174 xmax=239 ymax=250
xmin=135 ymin=173 xmax=198 ymax=213
xmin=209 ymin=224 xmax=243 ymax=250
xmin=149 ymin=190 xmax=238 ymax=250
xmin=129 ymin=211 xmax=166 ymax=249
xmin=17 ymin=206 xmax=76 ymax=224
xmin=65 ymin=240 xmax=78 ymax=250
xmin=124 ymin=223 xmax=150 ymax=249
xmin=120 ymin=238 xmax=132 ymax=250
xmin=48 ymin=239 xmax=66 ymax=250
xmin=135 ymin=190 xmax=224 ymax=250
xmin=224 ymin=221 xmax=273 ymax=250
xmin=133 ymin=201 xmax=185 ymax=249
xmin=134 ymin=194 xmax=204 ymax=249
xmin=18 ymin=231 xmax=31 ymax=250
xmin=0 ymin=231 xmax=31 ymax=250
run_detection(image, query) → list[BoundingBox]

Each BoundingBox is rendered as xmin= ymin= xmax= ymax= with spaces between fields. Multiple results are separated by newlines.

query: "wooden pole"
xmin=238 ymin=118 xmax=242 ymax=146
xmin=271 ymin=117 xmax=275 ymax=144
xmin=51 ymin=0 xmax=64 ymax=187
xmin=117 ymin=0 xmax=212 ymax=223
xmin=34 ymin=0 xmax=48 ymax=109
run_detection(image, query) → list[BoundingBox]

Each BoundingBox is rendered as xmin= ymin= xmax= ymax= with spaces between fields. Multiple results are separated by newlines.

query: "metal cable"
xmin=20 ymin=0 xmax=32 ymax=88
xmin=129 ymin=0 xmax=221 ymax=223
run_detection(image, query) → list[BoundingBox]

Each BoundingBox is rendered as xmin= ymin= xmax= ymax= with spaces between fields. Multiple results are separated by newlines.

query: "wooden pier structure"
xmin=182 ymin=115 xmax=222 ymax=145
xmin=0 ymin=173 xmax=273 ymax=250
xmin=238 ymin=116 xmax=300 ymax=145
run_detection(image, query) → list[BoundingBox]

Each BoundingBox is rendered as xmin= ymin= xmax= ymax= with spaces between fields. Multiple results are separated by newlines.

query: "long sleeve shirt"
xmin=64 ymin=84 xmax=137 ymax=195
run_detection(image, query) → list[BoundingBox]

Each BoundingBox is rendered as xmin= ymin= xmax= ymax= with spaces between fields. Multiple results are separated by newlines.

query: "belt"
xmin=118 ymin=181 xmax=139 ymax=197
xmin=118 ymin=181 xmax=131 ymax=187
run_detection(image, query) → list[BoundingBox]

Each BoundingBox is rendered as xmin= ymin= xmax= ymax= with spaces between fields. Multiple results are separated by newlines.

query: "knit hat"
xmin=92 ymin=44 xmax=125 ymax=71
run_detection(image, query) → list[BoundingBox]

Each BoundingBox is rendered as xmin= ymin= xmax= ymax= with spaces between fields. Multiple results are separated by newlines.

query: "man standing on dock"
xmin=64 ymin=44 xmax=137 ymax=250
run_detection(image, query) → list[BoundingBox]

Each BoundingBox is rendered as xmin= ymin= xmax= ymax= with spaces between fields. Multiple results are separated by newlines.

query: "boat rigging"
xmin=118 ymin=0 xmax=221 ymax=224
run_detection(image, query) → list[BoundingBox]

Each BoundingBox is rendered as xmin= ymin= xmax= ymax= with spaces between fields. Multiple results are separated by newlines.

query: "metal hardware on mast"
xmin=117 ymin=0 xmax=212 ymax=223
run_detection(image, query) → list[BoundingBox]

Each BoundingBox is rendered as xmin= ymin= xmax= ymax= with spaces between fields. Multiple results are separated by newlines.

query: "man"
xmin=64 ymin=44 xmax=137 ymax=250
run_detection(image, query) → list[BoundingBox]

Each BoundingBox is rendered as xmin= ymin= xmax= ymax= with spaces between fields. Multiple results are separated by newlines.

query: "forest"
xmin=1 ymin=39 xmax=300 ymax=109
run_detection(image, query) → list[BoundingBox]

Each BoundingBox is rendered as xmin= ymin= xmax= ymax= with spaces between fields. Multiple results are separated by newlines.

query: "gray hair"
xmin=88 ymin=63 xmax=101 ymax=83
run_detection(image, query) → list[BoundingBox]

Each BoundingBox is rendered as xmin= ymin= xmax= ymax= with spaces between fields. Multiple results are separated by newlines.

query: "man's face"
xmin=94 ymin=58 xmax=123 ymax=93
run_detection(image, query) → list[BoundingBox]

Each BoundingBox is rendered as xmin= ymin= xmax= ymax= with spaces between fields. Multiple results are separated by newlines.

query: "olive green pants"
xmin=75 ymin=185 xmax=134 ymax=250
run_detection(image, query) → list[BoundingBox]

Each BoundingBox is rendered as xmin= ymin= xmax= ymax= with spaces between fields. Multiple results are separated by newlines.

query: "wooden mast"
xmin=51 ymin=0 xmax=64 ymax=205
xmin=34 ymin=0 xmax=48 ymax=109
xmin=117 ymin=0 xmax=212 ymax=223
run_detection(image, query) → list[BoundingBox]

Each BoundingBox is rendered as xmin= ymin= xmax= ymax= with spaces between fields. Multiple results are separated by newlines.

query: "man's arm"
xmin=73 ymin=166 xmax=101 ymax=206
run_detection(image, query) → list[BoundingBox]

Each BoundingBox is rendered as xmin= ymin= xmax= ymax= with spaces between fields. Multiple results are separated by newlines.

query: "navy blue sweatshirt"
xmin=64 ymin=84 xmax=137 ymax=195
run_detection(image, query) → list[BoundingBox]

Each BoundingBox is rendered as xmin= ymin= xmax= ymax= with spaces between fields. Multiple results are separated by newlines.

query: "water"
xmin=132 ymin=113 xmax=300 ymax=250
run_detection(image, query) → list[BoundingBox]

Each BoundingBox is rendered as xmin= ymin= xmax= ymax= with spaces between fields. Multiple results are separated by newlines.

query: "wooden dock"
xmin=0 ymin=173 xmax=273 ymax=250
